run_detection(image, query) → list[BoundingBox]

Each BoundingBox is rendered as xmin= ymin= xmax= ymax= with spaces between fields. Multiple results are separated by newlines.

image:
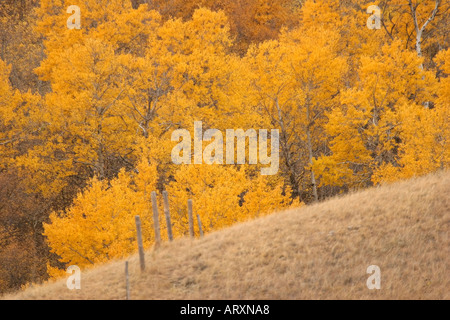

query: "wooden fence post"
xmin=151 ymin=191 xmax=161 ymax=248
xmin=188 ymin=199 xmax=194 ymax=238
xmin=162 ymin=191 xmax=173 ymax=242
xmin=196 ymin=214 xmax=204 ymax=238
xmin=135 ymin=215 xmax=145 ymax=272
xmin=125 ymin=261 xmax=130 ymax=300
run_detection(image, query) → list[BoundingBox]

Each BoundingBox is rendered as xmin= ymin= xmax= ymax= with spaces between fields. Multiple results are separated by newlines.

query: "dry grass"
xmin=3 ymin=171 xmax=449 ymax=300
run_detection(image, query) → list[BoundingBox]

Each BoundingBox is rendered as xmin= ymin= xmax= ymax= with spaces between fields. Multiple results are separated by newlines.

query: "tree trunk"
xmin=306 ymin=104 xmax=318 ymax=202
xmin=408 ymin=0 xmax=441 ymax=69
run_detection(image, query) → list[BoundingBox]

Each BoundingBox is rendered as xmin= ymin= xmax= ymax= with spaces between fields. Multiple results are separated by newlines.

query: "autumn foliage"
xmin=0 ymin=0 xmax=449 ymax=294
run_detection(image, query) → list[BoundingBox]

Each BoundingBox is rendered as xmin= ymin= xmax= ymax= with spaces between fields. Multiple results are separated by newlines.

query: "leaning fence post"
xmin=135 ymin=215 xmax=145 ymax=272
xmin=151 ymin=191 xmax=161 ymax=248
xmin=196 ymin=214 xmax=204 ymax=238
xmin=188 ymin=199 xmax=194 ymax=238
xmin=162 ymin=191 xmax=173 ymax=242
xmin=125 ymin=261 xmax=130 ymax=300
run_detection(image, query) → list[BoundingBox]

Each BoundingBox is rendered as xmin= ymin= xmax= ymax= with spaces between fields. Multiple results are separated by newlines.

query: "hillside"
xmin=3 ymin=171 xmax=449 ymax=300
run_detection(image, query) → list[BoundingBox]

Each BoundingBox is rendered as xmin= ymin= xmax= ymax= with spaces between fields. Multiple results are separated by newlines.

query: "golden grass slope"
xmin=3 ymin=171 xmax=449 ymax=300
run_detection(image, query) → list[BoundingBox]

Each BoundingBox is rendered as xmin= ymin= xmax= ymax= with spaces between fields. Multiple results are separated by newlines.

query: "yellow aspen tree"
xmin=433 ymin=49 xmax=450 ymax=169
xmin=19 ymin=1 xmax=158 ymax=196
xmin=314 ymin=40 xmax=436 ymax=188
xmin=246 ymin=24 xmax=347 ymax=202
xmin=44 ymin=159 xmax=159 ymax=273
xmin=166 ymin=165 xmax=247 ymax=236
xmin=379 ymin=0 xmax=448 ymax=66
xmin=375 ymin=48 xmax=449 ymax=181
xmin=0 ymin=59 xmax=22 ymax=165
xmin=284 ymin=26 xmax=347 ymax=202
xmin=166 ymin=164 xmax=300 ymax=237
xmin=174 ymin=8 xmax=246 ymax=130
xmin=242 ymin=174 xmax=301 ymax=219
xmin=44 ymin=171 xmax=149 ymax=271
xmin=122 ymin=8 xmax=253 ymax=186
xmin=245 ymin=39 xmax=300 ymax=198
xmin=0 ymin=58 xmax=41 ymax=170
xmin=14 ymin=38 xmax=133 ymax=197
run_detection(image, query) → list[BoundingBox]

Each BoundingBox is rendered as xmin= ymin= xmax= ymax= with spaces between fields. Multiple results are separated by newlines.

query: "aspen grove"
xmin=0 ymin=0 xmax=448 ymax=293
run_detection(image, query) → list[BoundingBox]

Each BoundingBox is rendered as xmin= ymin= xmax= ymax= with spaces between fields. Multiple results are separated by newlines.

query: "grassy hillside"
xmin=3 ymin=171 xmax=449 ymax=300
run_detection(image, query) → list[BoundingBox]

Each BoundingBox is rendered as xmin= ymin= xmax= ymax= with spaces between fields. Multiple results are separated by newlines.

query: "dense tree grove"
xmin=0 ymin=0 xmax=448 ymax=293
